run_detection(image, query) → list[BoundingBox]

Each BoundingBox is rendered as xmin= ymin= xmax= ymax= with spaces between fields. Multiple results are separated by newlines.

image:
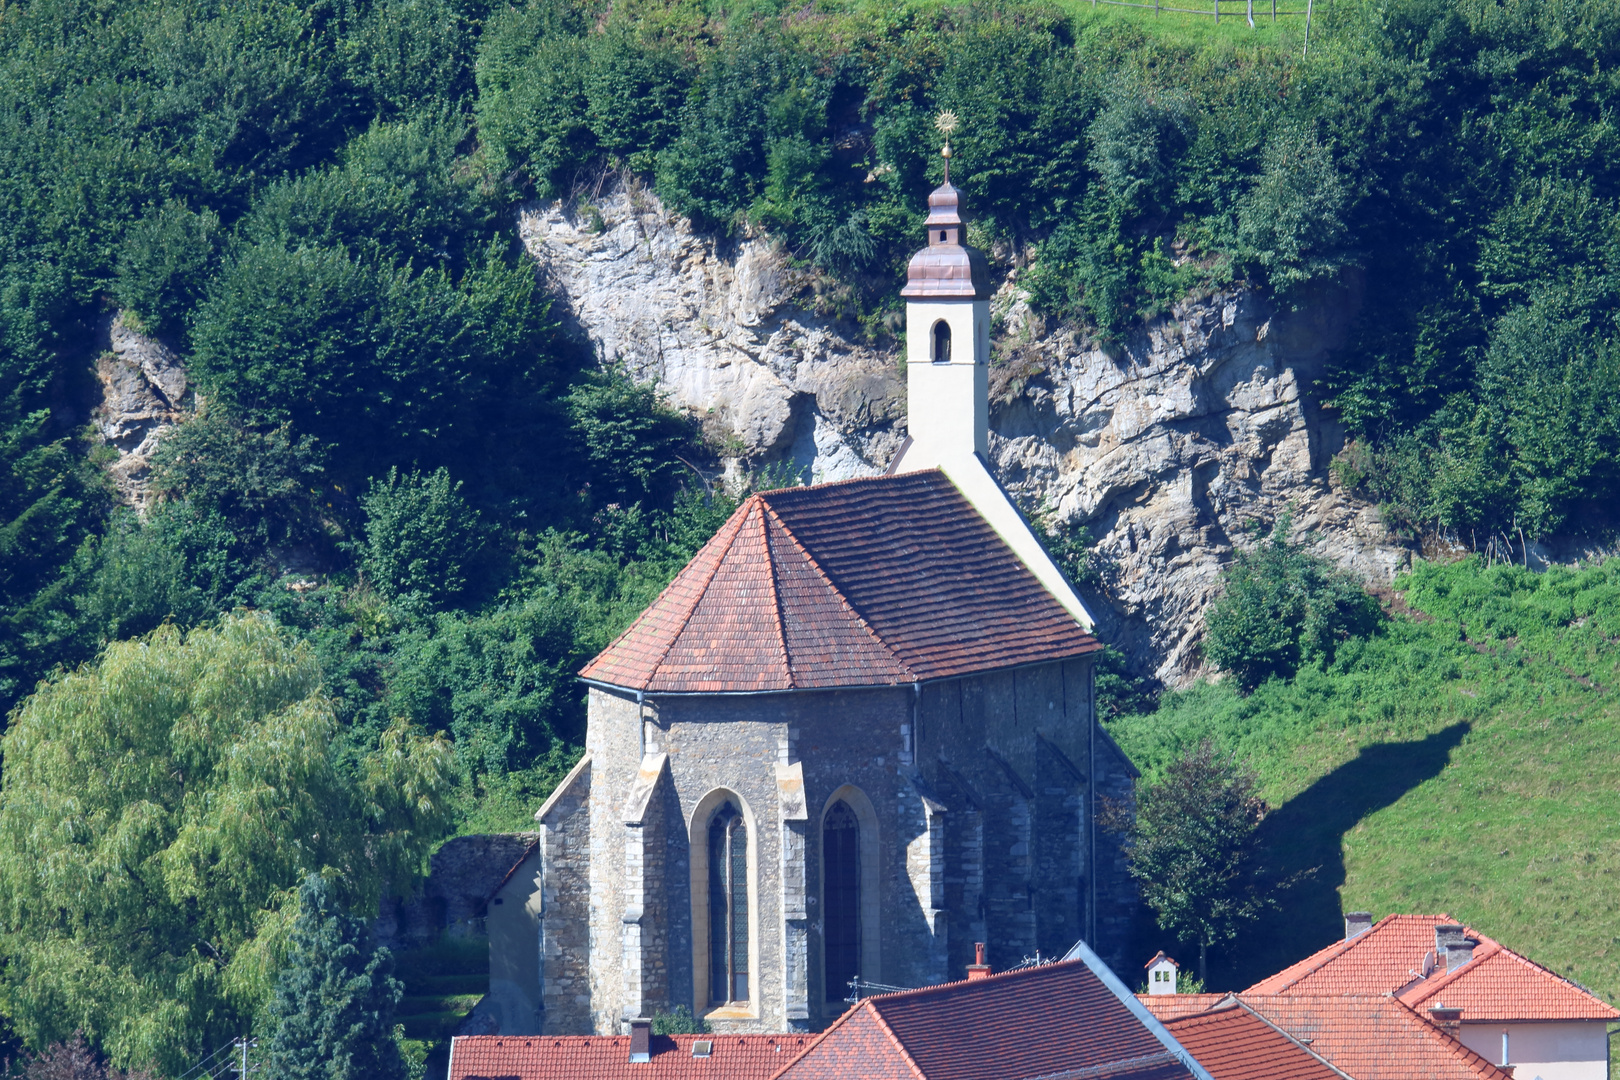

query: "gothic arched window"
xmin=823 ymin=800 xmax=861 ymax=1001
xmin=932 ymin=320 xmax=952 ymax=362
xmin=707 ymin=803 xmax=749 ymax=1004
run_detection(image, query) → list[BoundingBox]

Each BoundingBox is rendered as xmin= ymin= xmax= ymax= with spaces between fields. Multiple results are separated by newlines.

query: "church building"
xmin=528 ymin=173 xmax=1142 ymax=1037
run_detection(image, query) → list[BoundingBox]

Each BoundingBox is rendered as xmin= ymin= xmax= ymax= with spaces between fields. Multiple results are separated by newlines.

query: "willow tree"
xmin=0 ymin=614 xmax=455 ymax=1075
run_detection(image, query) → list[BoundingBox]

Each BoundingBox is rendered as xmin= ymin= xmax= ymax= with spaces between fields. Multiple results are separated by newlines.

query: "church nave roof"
xmin=579 ymin=470 xmax=1101 ymax=693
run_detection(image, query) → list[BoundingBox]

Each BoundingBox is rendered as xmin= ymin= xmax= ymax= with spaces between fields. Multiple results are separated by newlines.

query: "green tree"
xmin=0 ymin=615 xmax=454 ymax=1074
xmin=360 ymin=467 xmax=484 ymax=610
xmin=15 ymin=1032 xmax=156 ymax=1080
xmin=265 ymin=874 xmax=408 ymax=1080
xmin=1203 ymin=514 xmax=1383 ymax=691
xmin=1123 ymin=739 xmax=1276 ymax=983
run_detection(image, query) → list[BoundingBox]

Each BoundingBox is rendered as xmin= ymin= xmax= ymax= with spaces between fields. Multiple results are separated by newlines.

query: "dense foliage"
xmin=2 ymin=0 xmax=1620 ymax=1066
xmin=0 ymin=616 xmax=453 ymax=1073
xmin=266 ymin=875 xmax=409 ymax=1080
xmin=1202 ymin=514 xmax=1384 ymax=691
xmin=1121 ymin=738 xmax=1277 ymax=982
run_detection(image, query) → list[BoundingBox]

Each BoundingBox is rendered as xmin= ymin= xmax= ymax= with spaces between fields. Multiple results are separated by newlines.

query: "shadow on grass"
xmin=1127 ymin=721 xmax=1471 ymax=990
xmin=1231 ymin=721 xmax=1472 ymax=987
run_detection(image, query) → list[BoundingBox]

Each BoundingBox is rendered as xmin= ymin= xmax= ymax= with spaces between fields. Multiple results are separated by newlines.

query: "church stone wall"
xmin=552 ymin=657 xmax=1137 ymax=1035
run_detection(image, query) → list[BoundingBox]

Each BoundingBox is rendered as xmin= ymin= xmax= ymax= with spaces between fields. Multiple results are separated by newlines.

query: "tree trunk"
xmin=1200 ymin=939 xmax=1209 ymax=986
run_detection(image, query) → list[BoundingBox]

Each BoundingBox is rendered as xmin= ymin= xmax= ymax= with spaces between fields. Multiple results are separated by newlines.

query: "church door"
xmin=708 ymin=804 xmax=749 ymax=1004
xmin=823 ymin=800 xmax=861 ymax=1001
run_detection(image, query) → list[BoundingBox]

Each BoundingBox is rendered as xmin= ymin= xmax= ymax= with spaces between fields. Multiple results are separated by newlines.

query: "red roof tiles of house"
xmin=580 ymin=471 xmax=1101 ymax=693
xmin=1137 ymin=994 xmax=1233 ymax=1021
xmin=774 ymin=953 xmax=1202 ymax=1080
xmin=1397 ymin=939 xmax=1620 ymax=1022
xmin=448 ymin=1033 xmax=812 ymax=1080
xmin=1243 ymin=913 xmax=1620 ymax=1022
xmin=1161 ymin=1002 xmax=1347 ymax=1080
xmin=1236 ymin=996 xmax=1513 ymax=1080
xmin=1246 ymin=915 xmax=1452 ymax=997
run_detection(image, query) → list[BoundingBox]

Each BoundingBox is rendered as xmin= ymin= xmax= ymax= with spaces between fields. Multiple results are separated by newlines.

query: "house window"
xmin=823 ymin=800 xmax=861 ymax=1001
xmin=708 ymin=803 xmax=749 ymax=1004
xmin=932 ymin=320 xmax=951 ymax=362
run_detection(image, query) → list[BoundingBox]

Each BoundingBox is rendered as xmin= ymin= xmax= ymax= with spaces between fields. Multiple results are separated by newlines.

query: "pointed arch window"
xmin=708 ymin=803 xmax=749 ymax=1004
xmin=932 ymin=320 xmax=952 ymax=362
xmin=823 ymin=800 xmax=861 ymax=1001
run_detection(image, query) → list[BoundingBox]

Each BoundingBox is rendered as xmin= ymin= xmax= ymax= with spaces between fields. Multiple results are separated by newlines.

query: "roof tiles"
xmin=449 ymin=1033 xmax=812 ymax=1080
xmin=1162 ymin=1004 xmax=1344 ymax=1080
xmin=777 ymin=959 xmax=1193 ymax=1080
xmin=581 ymin=471 xmax=1100 ymax=693
xmin=1237 ymin=996 xmax=1513 ymax=1080
xmin=1245 ymin=913 xmax=1619 ymax=1022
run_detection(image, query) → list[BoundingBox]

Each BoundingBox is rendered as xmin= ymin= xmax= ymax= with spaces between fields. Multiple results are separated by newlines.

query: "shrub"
xmin=112 ymin=200 xmax=221 ymax=340
xmin=1236 ymin=124 xmax=1351 ymax=292
xmin=1202 ymin=513 xmax=1383 ymax=691
xmin=360 ymin=467 xmax=484 ymax=610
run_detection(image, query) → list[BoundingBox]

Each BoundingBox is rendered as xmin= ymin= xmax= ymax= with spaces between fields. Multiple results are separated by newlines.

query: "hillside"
xmin=1 ymin=0 xmax=1619 ymax=1070
xmin=1109 ymin=556 xmax=1620 ymax=1011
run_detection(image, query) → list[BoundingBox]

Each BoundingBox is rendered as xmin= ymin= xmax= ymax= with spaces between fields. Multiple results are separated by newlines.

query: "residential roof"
xmin=776 ymin=956 xmax=1198 ymax=1080
xmin=1244 ymin=913 xmax=1620 ymax=1023
xmin=580 ymin=471 xmax=1101 ymax=694
xmin=1398 ymin=940 xmax=1620 ymax=1022
xmin=1137 ymin=995 xmax=1232 ymax=1021
xmin=1162 ymin=1002 xmax=1346 ymax=1080
xmin=1236 ymin=996 xmax=1513 ymax=1080
xmin=448 ymin=1033 xmax=812 ymax=1080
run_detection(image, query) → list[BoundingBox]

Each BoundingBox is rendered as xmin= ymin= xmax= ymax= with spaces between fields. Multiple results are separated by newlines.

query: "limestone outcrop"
xmin=94 ymin=313 xmax=189 ymax=512
xmin=520 ymin=185 xmax=1412 ymax=686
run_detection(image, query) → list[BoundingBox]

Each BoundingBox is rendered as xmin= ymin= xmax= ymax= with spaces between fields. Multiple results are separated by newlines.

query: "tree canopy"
xmin=0 ymin=615 xmax=454 ymax=1074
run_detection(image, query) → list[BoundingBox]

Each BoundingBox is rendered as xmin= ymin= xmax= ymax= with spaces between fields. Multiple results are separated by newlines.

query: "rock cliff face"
xmin=521 ymin=185 xmax=1411 ymax=686
xmin=94 ymin=313 xmax=189 ymax=512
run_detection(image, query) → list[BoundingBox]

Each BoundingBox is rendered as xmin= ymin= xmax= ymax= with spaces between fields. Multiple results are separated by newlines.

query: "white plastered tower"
xmin=891 ymin=160 xmax=1096 ymax=630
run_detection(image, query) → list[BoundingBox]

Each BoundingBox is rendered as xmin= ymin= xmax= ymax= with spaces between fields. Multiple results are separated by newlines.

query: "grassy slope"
xmin=1107 ymin=558 xmax=1620 ymax=1023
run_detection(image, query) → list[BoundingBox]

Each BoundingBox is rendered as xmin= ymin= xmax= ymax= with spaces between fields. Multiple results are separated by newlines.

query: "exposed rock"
xmin=94 ymin=313 xmax=188 ymax=512
xmin=519 ymin=183 xmax=1413 ymax=685
xmin=518 ymin=180 xmax=906 ymax=484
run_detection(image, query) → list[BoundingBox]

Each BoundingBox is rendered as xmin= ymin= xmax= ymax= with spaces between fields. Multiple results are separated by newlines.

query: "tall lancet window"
xmin=707 ymin=803 xmax=749 ymax=1004
xmin=823 ymin=800 xmax=861 ymax=1001
xmin=932 ymin=320 xmax=952 ymax=362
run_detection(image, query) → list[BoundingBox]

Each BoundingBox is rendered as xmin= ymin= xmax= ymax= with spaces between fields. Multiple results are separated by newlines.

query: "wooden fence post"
xmin=1272 ymin=0 xmax=1277 ymax=22
xmin=1303 ymin=0 xmax=1313 ymax=53
xmin=1214 ymin=0 xmax=1219 ymax=23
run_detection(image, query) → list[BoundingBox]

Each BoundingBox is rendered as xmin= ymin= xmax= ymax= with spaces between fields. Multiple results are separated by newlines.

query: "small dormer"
xmin=1145 ymin=951 xmax=1180 ymax=995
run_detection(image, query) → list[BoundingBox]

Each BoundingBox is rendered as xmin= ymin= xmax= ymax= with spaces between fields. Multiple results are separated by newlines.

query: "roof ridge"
xmin=1400 ymin=939 xmax=1503 ymax=1004
xmin=865 ymin=998 xmax=931 ymax=1080
xmin=758 ymin=503 xmax=794 ymax=689
xmin=1227 ymin=998 xmax=1356 ymax=1080
xmin=1249 ymin=912 xmax=1453 ymax=994
xmin=758 ymin=501 xmax=915 ymax=679
xmin=586 ymin=496 xmax=756 ymax=683
xmin=757 ymin=469 xmax=943 ymax=499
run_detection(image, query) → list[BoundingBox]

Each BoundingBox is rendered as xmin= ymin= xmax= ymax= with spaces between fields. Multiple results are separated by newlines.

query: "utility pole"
xmin=233 ymin=1037 xmax=257 ymax=1078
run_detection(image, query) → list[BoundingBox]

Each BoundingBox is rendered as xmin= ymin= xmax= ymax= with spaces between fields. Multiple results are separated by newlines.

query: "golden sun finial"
xmin=935 ymin=110 xmax=960 ymax=182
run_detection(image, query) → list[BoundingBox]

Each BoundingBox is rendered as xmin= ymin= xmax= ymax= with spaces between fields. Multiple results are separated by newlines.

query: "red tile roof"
xmin=1162 ymin=1003 xmax=1346 ymax=1080
xmin=1245 ymin=913 xmax=1620 ymax=1022
xmin=776 ymin=958 xmax=1196 ymax=1080
xmin=1237 ymin=996 xmax=1513 ymax=1080
xmin=580 ymin=471 xmax=1101 ymax=693
xmin=1137 ymin=994 xmax=1240 ymax=1021
xmin=448 ymin=1033 xmax=812 ymax=1080
xmin=1398 ymin=940 xmax=1620 ymax=1022
xmin=1245 ymin=915 xmax=1451 ymax=997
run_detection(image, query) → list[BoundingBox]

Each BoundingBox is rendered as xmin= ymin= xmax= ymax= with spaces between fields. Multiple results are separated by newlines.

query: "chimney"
xmin=966 ymin=942 xmax=992 ymax=980
xmin=629 ymin=1018 xmax=651 ymax=1063
xmin=1428 ymin=1003 xmax=1463 ymax=1034
xmin=1344 ymin=912 xmax=1373 ymax=940
xmin=1435 ymin=925 xmax=1478 ymax=973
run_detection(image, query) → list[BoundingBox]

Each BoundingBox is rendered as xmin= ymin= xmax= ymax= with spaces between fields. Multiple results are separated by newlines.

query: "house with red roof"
xmin=1248 ymin=913 xmax=1618 ymax=1080
xmin=515 ymin=169 xmax=1141 ymax=1037
xmin=1138 ymin=913 xmax=1618 ymax=1080
xmin=775 ymin=941 xmax=1211 ymax=1080
xmin=448 ymin=1029 xmax=813 ymax=1080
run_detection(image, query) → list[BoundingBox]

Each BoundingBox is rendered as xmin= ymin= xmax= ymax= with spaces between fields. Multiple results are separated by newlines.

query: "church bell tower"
xmin=897 ymin=142 xmax=994 ymax=469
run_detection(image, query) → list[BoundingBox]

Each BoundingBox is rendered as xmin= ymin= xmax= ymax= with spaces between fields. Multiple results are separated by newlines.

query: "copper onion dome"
xmin=900 ymin=179 xmax=992 ymax=300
